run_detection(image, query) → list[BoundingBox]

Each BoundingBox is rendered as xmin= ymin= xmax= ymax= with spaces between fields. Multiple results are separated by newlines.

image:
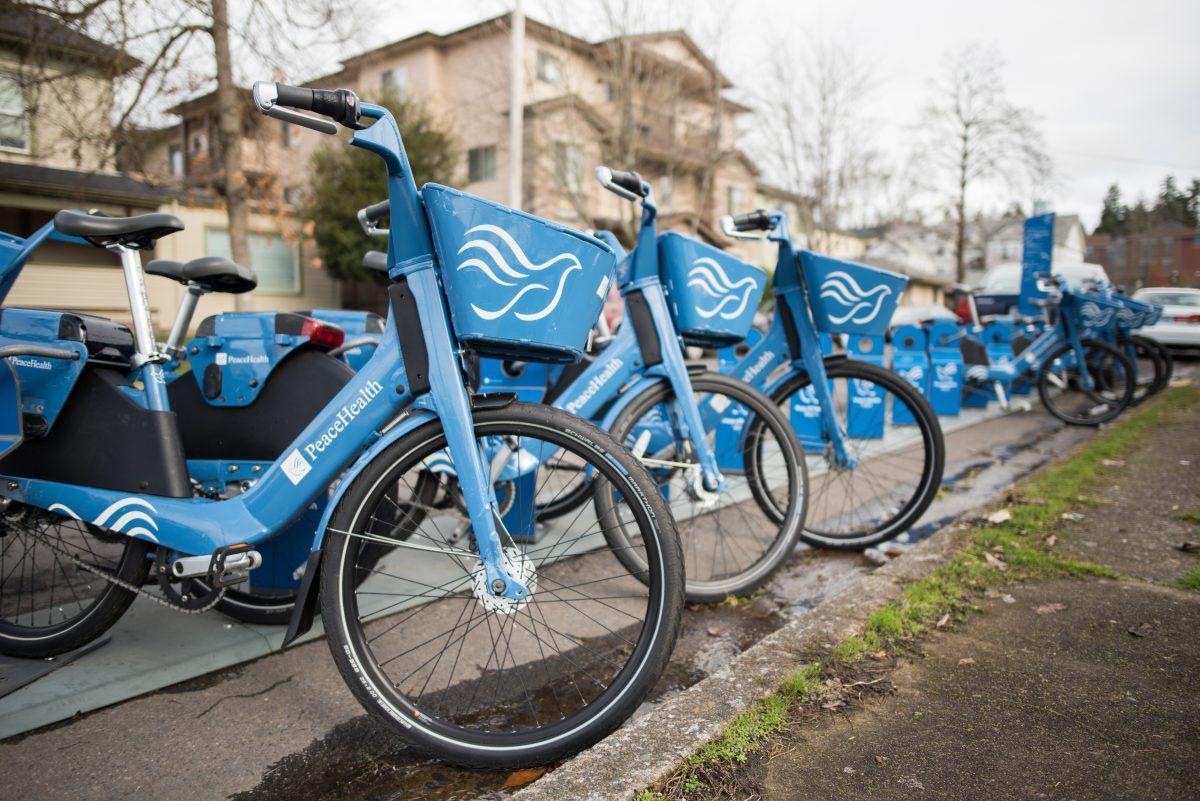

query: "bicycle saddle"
xmin=181 ymin=256 xmax=258 ymax=294
xmin=144 ymin=256 xmax=257 ymax=294
xmin=53 ymin=209 xmax=184 ymax=250
xmin=362 ymin=250 xmax=388 ymax=274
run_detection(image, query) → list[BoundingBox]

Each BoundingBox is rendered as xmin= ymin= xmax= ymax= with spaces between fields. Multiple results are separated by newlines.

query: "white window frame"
xmin=536 ymin=51 xmax=562 ymax=85
xmin=468 ymin=145 xmax=497 ymax=183
xmin=554 ymin=142 xmax=582 ymax=193
xmin=0 ymin=72 xmax=31 ymax=154
xmin=205 ymin=226 xmax=301 ymax=295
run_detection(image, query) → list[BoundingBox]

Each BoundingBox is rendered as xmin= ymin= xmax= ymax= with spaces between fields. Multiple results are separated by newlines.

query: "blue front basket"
xmin=423 ymin=184 xmax=615 ymax=363
xmin=799 ymin=251 xmax=907 ymax=337
xmin=659 ymin=232 xmax=766 ymax=348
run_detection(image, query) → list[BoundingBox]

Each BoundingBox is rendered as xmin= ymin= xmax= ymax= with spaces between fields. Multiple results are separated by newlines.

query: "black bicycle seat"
xmin=54 ymin=210 xmax=184 ymax=250
xmin=181 ymin=256 xmax=258 ymax=294
xmin=145 ymin=259 xmax=187 ymax=283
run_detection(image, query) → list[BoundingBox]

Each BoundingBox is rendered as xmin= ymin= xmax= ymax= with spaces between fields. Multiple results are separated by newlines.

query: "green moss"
xmin=647 ymin=386 xmax=1199 ymax=799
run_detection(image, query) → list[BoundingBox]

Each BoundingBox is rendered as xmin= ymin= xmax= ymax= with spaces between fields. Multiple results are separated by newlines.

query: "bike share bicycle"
xmin=714 ymin=208 xmax=946 ymax=550
xmin=0 ymin=82 xmax=685 ymax=768
xmin=477 ymin=168 xmax=810 ymax=601
xmin=950 ymin=275 xmax=1137 ymax=425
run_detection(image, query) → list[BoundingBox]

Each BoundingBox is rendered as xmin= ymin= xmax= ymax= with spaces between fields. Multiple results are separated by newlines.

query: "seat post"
xmin=111 ymin=244 xmax=171 ymax=410
xmin=164 ymin=284 xmax=206 ymax=357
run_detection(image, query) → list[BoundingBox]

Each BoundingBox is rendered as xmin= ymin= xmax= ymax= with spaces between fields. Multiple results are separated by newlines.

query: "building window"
xmin=726 ymin=185 xmax=743 ymax=215
xmin=283 ymin=186 xmax=302 ymax=206
xmin=468 ymin=145 xmax=497 ymax=183
xmin=381 ymin=66 xmax=408 ymax=100
xmin=168 ymin=144 xmax=184 ymax=177
xmin=601 ymin=80 xmax=615 ymax=102
xmin=0 ymin=73 xmax=30 ymax=153
xmin=554 ymin=142 xmax=582 ymax=193
xmin=536 ymin=51 xmax=562 ymax=85
xmin=206 ymin=228 xmax=299 ymax=293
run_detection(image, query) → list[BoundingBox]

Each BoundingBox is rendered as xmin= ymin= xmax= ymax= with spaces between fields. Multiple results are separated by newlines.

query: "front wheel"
xmin=320 ymin=402 xmax=684 ymax=769
xmin=1121 ymin=334 xmax=1165 ymax=405
xmin=594 ymin=373 xmax=808 ymax=602
xmin=768 ymin=359 xmax=946 ymax=550
xmin=1037 ymin=338 xmax=1135 ymax=425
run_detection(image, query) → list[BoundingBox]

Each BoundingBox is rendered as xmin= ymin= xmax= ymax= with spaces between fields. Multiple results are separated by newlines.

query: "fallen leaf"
xmin=871 ymin=650 xmax=888 ymax=659
xmin=1061 ymin=512 xmax=1084 ymax=522
xmin=987 ymin=509 xmax=1012 ymax=524
xmin=936 ymin=613 xmax=950 ymax=628
xmin=1001 ymin=594 xmax=1016 ymax=604
xmin=958 ymin=657 xmax=976 ymax=666
xmin=1045 ymin=535 xmax=1058 ymax=547
xmin=1171 ymin=504 xmax=1181 ymax=512
xmin=1127 ymin=623 xmax=1154 ymax=638
xmin=823 ymin=700 xmax=845 ymax=710
xmin=1035 ymin=603 xmax=1067 ymax=615
xmin=706 ymin=626 xmax=727 ymax=637
xmin=992 ymin=545 xmax=1005 ymax=552
xmin=875 ymin=755 xmax=888 ymax=765
xmin=1101 ymin=459 xmax=1125 ymax=467
xmin=984 ymin=552 xmax=1008 ymax=571
xmin=504 ymin=767 xmax=548 ymax=787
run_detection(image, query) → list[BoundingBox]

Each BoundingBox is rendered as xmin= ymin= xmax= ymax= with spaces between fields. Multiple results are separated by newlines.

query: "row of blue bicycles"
xmin=0 ymin=82 xmax=1163 ymax=768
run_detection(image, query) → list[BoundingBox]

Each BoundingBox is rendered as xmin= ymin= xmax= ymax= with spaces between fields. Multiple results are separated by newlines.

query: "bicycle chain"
xmin=37 ymin=531 xmax=226 ymax=615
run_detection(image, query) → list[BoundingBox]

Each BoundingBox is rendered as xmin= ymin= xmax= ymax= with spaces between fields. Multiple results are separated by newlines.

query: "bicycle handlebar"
xmin=252 ymin=81 xmax=363 ymax=135
xmin=361 ymin=199 xmax=390 ymax=224
xmin=594 ymin=166 xmax=646 ymax=200
xmin=730 ymin=209 xmax=772 ymax=232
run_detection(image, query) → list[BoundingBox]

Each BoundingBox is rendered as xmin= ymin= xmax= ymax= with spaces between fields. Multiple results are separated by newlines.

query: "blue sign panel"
xmin=1018 ymin=213 xmax=1055 ymax=316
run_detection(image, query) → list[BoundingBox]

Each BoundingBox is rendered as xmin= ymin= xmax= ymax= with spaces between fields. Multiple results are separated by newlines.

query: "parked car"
xmin=1132 ymin=287 xmax=1200 ymax=352
xmin=958 ymin=262 xmax=1109 ymax=323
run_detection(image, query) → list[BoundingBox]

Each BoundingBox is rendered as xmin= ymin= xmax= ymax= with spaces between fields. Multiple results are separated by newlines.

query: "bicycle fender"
xmin=596 ymin=374 xmax=670 ymax=432
xmin=283 ymin=408 xmax=438 ymax=647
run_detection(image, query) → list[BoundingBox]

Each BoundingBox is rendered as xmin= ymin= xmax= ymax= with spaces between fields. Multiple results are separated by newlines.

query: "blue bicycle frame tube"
xmin=0 ymin=102 xmax=528 ymax=601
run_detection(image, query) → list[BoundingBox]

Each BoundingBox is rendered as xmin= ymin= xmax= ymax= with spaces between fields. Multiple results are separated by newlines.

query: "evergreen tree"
xmin=301 ymin=92 xmax=460 ymax=282
xmin=1096 ymin=183 xmax=1125 ymax=235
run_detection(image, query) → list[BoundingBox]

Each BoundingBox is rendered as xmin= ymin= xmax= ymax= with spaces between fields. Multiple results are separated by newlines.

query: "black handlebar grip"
xmin=274 ymin=83 xmax=361 ymax=127
xmin=731 ymin=209 xmax=772 ymax=232
xmin=362 ymin=199 xmax=390 ymax=224
xmin=606 ymin=168 xmax=646 ymax=197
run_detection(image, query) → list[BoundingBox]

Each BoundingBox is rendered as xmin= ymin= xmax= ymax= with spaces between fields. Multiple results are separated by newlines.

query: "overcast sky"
xmin=312 ymin=0 xmax=1200 ymax=230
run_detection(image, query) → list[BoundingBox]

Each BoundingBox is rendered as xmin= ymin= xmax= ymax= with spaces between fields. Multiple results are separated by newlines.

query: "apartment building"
xmin=138 ymin=12 xmax=797 ymax=295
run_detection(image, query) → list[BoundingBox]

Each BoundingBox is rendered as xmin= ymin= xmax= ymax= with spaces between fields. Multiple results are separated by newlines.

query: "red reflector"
xmin=300 ymin=317 xmax=346 ymax=349
xmin=1174 ymin=314 xmax=1200 ymax=324
xmin=956 ymin=297 xmax=971 ymax=323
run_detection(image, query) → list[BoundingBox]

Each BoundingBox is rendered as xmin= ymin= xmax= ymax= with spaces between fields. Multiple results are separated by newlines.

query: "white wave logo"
xmin=1080 ymin=302 xmax=1115 ymax=328
xmin=687 ymin=257 xmax=759 ymax=321
xmin=456 ymin=224 xmax=581 ymax=322
xmin=1116 ymin=306 xmax=1139 ymax=327
xmin=48 ymin=497 xmax=160 ymax=542
xmin=852 ymin=377 xmax=880 ymax=396
xmin=819 ymin=271 xmax=893 ymax=326
xmin=901 ymin=365 xmax=925 ymax=385
xmin=966 ymin=364 xmax=990 ymax=384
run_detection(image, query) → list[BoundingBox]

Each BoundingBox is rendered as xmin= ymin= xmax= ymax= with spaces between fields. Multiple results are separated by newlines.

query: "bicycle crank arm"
xmin=171 ymin=550 xmax=261 ymax=579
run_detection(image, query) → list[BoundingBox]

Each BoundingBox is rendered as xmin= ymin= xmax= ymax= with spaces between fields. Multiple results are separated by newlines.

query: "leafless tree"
xmin=19 ymin=0 xmax=358 ymax=308
xmin=913 ymin=44 xmax=1051 ymax=282
xmin=753 ymin=36 xmax=882 ymax=252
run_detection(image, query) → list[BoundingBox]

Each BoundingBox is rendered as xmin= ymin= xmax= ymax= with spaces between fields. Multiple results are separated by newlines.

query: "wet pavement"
xmin=0 ymin=404 xmax=1099 ymax=801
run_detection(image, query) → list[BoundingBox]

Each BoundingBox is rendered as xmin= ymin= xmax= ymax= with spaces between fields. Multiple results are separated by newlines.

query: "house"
xmin=1087 ymin=223 xmax=1200 ymax=289
xmin=135 ymin=12 xmax=781 ymax=306
xmin=846 ymin=223 xmax=955 ymax=306
xmin=0 ymin=9 xmax=339 ymax=328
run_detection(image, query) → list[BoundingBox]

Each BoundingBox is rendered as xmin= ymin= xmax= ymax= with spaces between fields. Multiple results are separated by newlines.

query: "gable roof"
xmin=0 ymin=9 xmax=139 ymax=73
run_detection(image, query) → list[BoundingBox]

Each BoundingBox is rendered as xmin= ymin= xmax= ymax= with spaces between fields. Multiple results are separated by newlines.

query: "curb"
xmin=513 ymin=522 xmax=974 ymax=801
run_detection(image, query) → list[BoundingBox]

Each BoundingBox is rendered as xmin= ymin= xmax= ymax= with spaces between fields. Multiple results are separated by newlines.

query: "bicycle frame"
xmin=547 ymin=184 xmax=726 ymax=491
xmin=720 ymin=213 xmax=859 ymax=468
xmin=0 ymin=102 xmax=529 ymax=602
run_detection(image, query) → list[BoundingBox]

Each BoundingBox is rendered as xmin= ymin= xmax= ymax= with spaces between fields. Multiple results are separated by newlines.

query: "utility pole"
xmin=507 ymin=0 xmax=525 ymax=209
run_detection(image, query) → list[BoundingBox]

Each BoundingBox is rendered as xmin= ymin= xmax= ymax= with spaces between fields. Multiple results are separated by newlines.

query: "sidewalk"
xmin=653 ymin=388 xmax=1200 ymax=801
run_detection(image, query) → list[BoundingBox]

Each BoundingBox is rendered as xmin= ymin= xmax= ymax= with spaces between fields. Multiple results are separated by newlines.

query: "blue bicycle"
xmin=716 ymin=209 xmax=945 ymax=550
xmin=495 ymin=168 xmax=809 ymax=601
xmin=0 ymin=83 xmax=685 ymax=768
xmin=952 ymin=275 xmax=1136 ymax=425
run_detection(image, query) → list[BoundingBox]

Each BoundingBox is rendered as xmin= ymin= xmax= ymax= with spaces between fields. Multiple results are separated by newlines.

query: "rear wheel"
xmin=768 ymin=359 xmax=945 ymax=550
xmin=594 ymin=373 xmax=807 ymax=601
xmin=0 ymin=506 xmax=150 ymax=658
xmin=1037 ymin=338 xmax=1135 ymax=425
xmin=321 ymin=402 xmax=683 ymax=768
xmin=1121 ymin=334 xmax=1165 ymax=405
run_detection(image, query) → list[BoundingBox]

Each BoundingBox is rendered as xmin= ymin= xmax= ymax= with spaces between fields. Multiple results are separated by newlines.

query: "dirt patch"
xmin=1057 ymin=401 xmax=1200 ymax=582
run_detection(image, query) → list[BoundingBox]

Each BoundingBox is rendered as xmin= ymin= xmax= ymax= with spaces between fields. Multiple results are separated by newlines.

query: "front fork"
xmin=641 ymin=284 xmax=725 ymax=492
xmin=782 ymin=291 xmax=858 ymax=469
xmin=405 ymin=265 xmax=527 ymax=602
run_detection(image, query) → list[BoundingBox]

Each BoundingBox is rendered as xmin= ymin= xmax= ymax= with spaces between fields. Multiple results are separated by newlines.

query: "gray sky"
xmin=317 ymin=0 xmax=1200 ymax=230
